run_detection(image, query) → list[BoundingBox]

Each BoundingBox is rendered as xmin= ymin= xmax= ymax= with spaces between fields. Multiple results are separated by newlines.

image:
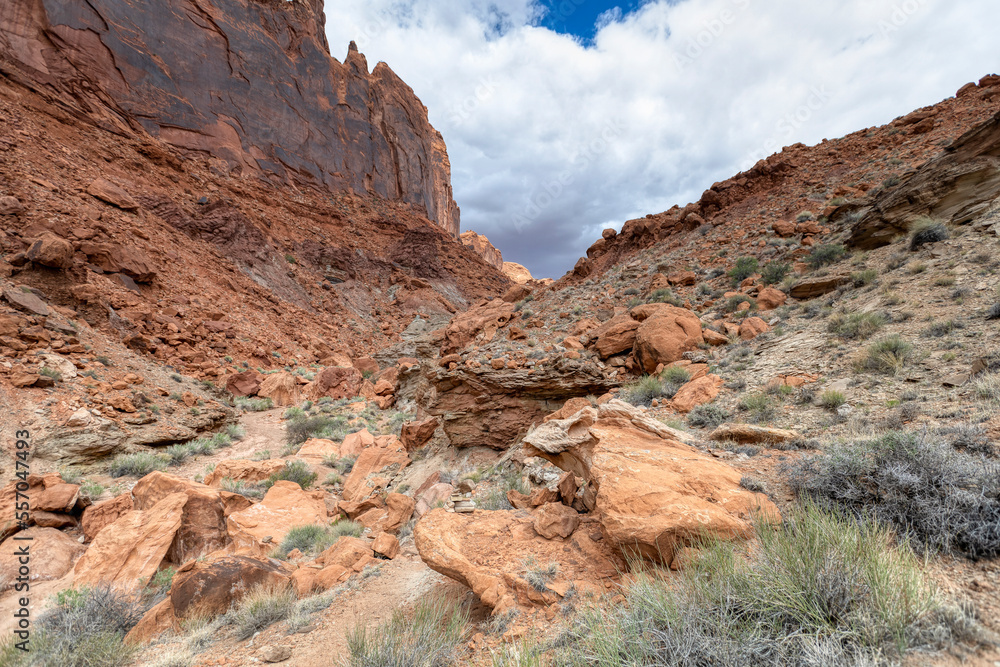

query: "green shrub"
xmin=909 ymin=218 xmax=949 ymax=251
xmin=346 ymin=598 xmax=467 ymax=666
xmin=265 ymin=460 xmax=317 ymax=490
xmin=721 ymin=295 xmax=757 ymax=314
xmin=80 ymin=481 xmax=105 ymax=502
xmin=234 ymin=396 xmax=273 ymax=412
xmin=687 ymin=404 xmax=730 ymax=429
xmin=224 ymin=583 xmax=296 ymax=640
xmin=548 ymin=503 xmax=971 ymax=666
xmin=285 ymin=414 xmax=350 ymax=445
xmin=108 ymin=452 xmax=168 ymax=478
xmin=0 ymin=585 xmax=147 ymax=667
xmin=818 ymin=390 xmax=846 ymax=411
xmin=477 ymin=470 xmax=530 ymax=511
xmin=727 ymin=257 xmax=759 ymax=284
xmin=522 ymin=560 xmax=559 ymax=593
xmin=826 ymin=311 xmax=886 ymax=340
xmin=791 ymin=430 xmax=1000 ymax=558
xmin=850 ymin=268 xmax=878 ymax=287
xmin=922 ymin=319 xmax=963 ymax=338
xmin=736 ymin=392 xmax=776 ymax=424
xmin=661 ymin=366 xmax=691 ymax=386
xmin=39 ymin=367 xmax=62 ymax=382
xmin=165 ymin=444 xmax=193 ymax=466
xmin=620 ymin=374 xmax=685 ymax=406
xmin=647 ymin=289 xmax=683 ymax=306
xmin=759 ymin=262 xmax=790 ymax=285
xmin=220 ymin=477 xmax=267 ymax=500
xmin=271 ymin=523 xmax=351 ymax=559
xmin=857 ymin=335 xmax=913 ymax=375
xmin=806 ymin=243 xmax=846 ymax=269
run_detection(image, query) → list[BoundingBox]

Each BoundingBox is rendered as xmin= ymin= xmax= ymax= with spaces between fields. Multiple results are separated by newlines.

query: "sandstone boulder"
xmin=74 ymin=492 xmax=186 ymax=587
xmin=258 ymin=372 xmax=301 ymax=406
xmin=204 ymin=459 xmax=287 ymax=486
xmin=34 ymin=482 xmax=80 ymax=513
xmin=756 ymin=287 xmax=787 ymax=311
xmin=709 ymin=424 xmax=799 ymax=445
xmin=226 ymin=369 xmax=263 ymax=397
xmin=788 ymin=275 xmax=849 ymax=299
xmin=308 ymin=366 xmax=363 ymax=401
xmin=524 ymin=400 xmax=779 ymax=565
xmin=738 ymin=317 xmax=770 ymax=340
xmin=532 ymin=502 xmax=580 ymax=539
xmin=590 ymin=314 xmax=639 ymax=359
xmin=227 ymin=481 xmax=327 ymax=555
xmin=87 ymin=178 xmax=139 ymax=211
xmin=26 ymin=232 xmax=73 ymax=269
xmin=80 ymin=242 xmax=155 ymax=282
xmin=400 ymin=418 xmax=438 ymax=451
xmin=132 ymin=472 xmax=229 ymax=562
xmin=171 ymin=555 xmax=290 ymax=620
xmin=372 ymin=532 xmax=400 ymax=559
xmin=441 ymin=299 xmax=515 ymax=354
xmin=0 ymin=527 xmax=84 ymax=591
xmin=415 ymin=509 xmax=620 ymax=613
xmin=81 ymin=493 xmax=134 ymax=542
xmin=670 ymin=375 xmax=724 ymax=413
xmin=341 ymin=436 xmax=410 ymax=502
xmin=293 ymin=438 xmax=340 ymax=466
xmin=632 ymin=305 xmax=704 ymax=373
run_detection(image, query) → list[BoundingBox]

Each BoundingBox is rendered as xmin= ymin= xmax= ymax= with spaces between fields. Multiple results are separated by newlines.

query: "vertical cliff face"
xmin=0 ymin=0 xmax=460 ymax=236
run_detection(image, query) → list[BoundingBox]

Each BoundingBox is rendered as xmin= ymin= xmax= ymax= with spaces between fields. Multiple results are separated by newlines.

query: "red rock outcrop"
xmin=460 ymin=231 xmax=504 ymax=270
xmin=0 ymin=0 xmax=459 ymax=235
xmin=523 ymin=400 xmax=780 ymax=565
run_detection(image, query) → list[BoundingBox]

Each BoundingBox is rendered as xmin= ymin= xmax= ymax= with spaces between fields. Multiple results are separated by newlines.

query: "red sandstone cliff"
xmin=0 ymin=0 xmax=460 ymax=236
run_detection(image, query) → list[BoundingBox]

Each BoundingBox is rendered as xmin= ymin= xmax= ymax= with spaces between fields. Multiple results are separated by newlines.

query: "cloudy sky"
xmin=325 ymin=0 xmax=1000 ymax=279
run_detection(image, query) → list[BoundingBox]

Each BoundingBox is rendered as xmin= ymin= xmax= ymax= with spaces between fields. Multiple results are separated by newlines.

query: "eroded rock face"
xmin=523 ymin=400 xmax=779 ymax=565
xmin=132 ymin=472 xmax=230 ymax=563
xmin=460 ymin=231 xmax=504 ymax=270
xmin=849 ymin=110 xmax=1000 ymax=248
xmin=74 ymin=492 xmax=187 ymax=587
xmin=0 ymin=0 xmax=459 ymax=235
xmin=398 ymin=358 xmax=619 ymax=450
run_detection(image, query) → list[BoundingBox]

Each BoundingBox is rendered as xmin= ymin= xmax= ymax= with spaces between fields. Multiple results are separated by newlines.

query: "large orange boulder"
xmin=226 ymin=481 xmax=328 ymax=555
xmin=132 ymin=472 xmax=229 ymax=562
xmin=308 ymin=366 xmax=363 ymax=401
xmin=81 ymin=493 xmax=134 ymax=542
xmin=415 ymin=509 xmax=621 ymax=613
xmin=756 ymin=287 xmax=787 ymax=311
xmin=225 ymin=369 xmax=263 ymax=397
xmin=632 ymin=305 xmax=704 ymax=373
xmin=400 ymin=418 xmax=438 ymax=451
xmin=204 ymin=458 xmax=287 ymax=486
xmin=26 ymin=232 xmax=74 ymax=269
xmin=670 ymin=375 xmax=724 ymax=413
xmin=341 ymin=436 xmax=410 ymax=502
xmin=0 ymin=527 xmax=84 ymax=591
xmin=170 ymin=555 xmax=290 ymax=621
xmin=294 ymin=439 xmax=341 ymax=465
xmin=0 ymin=474 xmax=58 ymax=539
xmin=441 ymin=299 xmax=515 ymax=354
xmin=524 ymin=400 xmax=779 ymax=566
xmin=738 ymin=317 xmax=770 ymax=340
xmin=258 ymin=372 xmax=301 ymax=406
xmin=532 ymin=502 xmax=581 ymax=539
xmin=74 ymin=492 xmax=187 ymax=587
xmin=590 ymin=314 xmax=640 ymax=359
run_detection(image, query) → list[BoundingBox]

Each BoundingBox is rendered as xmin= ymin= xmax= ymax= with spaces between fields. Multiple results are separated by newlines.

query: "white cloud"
xmin=325 ymin=0 xmax=1000 ymax=278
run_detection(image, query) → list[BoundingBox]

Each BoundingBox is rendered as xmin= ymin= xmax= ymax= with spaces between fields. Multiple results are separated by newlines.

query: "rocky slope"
xmin=0 ymin=0 xmax=460 ymax=235
xmin=0 ymin=3 xmax=998 ymax=663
